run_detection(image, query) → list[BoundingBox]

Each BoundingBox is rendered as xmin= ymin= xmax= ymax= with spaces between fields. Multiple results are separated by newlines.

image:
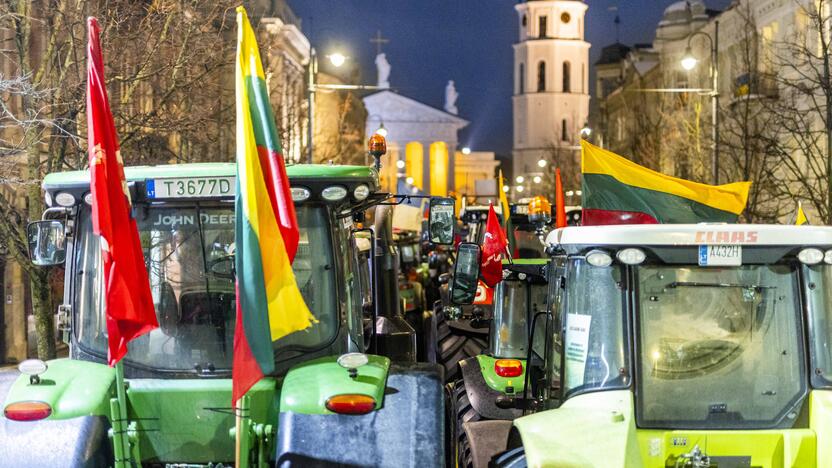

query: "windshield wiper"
xmin=666 ymin=281 xmax=775 ymax=290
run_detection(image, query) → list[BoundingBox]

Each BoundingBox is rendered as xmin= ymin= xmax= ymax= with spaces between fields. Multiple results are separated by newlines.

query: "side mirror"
xmin=27 ymin=220 xmax=67 ymax=266
xmin=451 ymin=243 xmax=481 ymax=305
xmin=428 ymin=197 xmax=456 ymax=245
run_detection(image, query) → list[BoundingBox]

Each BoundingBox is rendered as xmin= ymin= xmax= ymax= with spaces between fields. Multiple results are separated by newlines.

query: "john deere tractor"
xmin=452 ymin=223 xmax=832 ymax=468
xmin=1 ymin=162 xmax=450 ymax=467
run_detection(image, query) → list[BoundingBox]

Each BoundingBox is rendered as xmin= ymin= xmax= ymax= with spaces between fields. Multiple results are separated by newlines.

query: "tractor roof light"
xmin=325 ymin=394 xmax=376 ymax=415
xmin=4 ymin=401 xmax=52 ymax=421
xmin=55 ymin=192 xmax=76 ymax=207
xmin=322 ymin=185 xmax=348 ymax=202
xmin=494 ymin=359 xmax=523 ymax=378
xmin=586 ymin=250 xmax=613 ymax=268
xmin=616 ymin=248 xmax=646 ymax=265
xmin=291 ymin=187 xmax=311 ymax=202
xmin=353 ymin=184 xmax=370 ymax=201
xmin=798 ymin=248 xmax=824 ymax=265
xmin=825 ymin=249 xmax=832 ymax=265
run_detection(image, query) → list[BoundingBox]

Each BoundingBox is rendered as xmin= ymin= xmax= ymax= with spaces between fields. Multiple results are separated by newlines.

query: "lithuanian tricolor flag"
xmin=233 ymin=7 xmax=316 ymax=404
xmin=581 ymin=140 xmax=751 ymax=225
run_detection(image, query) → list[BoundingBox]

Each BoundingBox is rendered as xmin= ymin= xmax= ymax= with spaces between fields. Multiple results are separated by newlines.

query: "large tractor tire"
xmin=436 ymin=302 xmax=487 ymax=383
xmin=453 ymin=380 xmax=482 ymax=468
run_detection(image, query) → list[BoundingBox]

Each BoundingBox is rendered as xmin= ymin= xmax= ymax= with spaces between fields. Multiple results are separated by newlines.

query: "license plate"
xmin=698 ymin=245 xmax=742 ymax=266
xmin=146 ymin=177 xmax=234 ymax=199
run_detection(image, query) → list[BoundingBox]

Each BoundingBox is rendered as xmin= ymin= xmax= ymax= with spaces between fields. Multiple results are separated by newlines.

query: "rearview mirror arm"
xmin=352 ymin=227 xmax=377 ymax=352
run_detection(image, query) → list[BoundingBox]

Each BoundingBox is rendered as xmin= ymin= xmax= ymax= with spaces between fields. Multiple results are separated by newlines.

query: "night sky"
xmin=290 ymin=0 xmax=732 ymax=158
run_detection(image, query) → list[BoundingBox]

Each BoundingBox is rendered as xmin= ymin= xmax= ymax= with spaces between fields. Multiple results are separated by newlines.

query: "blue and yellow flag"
xmin=232 ymin=7 xmax=315 ymax=403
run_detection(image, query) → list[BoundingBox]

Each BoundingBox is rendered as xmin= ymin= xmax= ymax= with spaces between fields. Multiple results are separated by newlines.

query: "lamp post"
xmin=681 ymin=20 xmax=720 ymax=184
xmin=306 ymin=48 xmax=386 ymax=164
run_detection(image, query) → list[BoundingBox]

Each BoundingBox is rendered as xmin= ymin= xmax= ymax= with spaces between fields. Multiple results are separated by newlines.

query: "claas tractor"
xmin=451 ymin=223 xmax=832 ymax=468
xmin=1 ymin=162 xmax=452 ymax=467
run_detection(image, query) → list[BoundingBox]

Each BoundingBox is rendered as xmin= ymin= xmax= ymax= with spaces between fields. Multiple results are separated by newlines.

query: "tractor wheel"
xmin=436 ymin=303 xmax=487 ymax=383
xmin=453 ymin=380 xmax=482 ymax=468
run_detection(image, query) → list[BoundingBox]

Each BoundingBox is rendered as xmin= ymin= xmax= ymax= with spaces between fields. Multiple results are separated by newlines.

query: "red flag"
xmin=87 ymin=18 xmax=158 ymax=366
xmin=555 ymin=168 xmax=567 ymax=228
xmin=480 ymin=204 xmax=507 ymax=287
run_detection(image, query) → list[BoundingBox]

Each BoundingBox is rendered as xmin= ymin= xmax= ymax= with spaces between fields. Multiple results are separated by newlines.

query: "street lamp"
xmin=375 ymin=122 xmax=388 ymax=137
xmin=516 ymin=176 xmax=525 ymax=184
xmin=307 ymin=47 xmax=385 ymax=164
xmin=533 ymin=175 xmax=542 ymax=184
xmin=461 ymin=147 xmax=472 ymax=155
xmin=327 ymin=52 xmax=347 ymax=67
xmin=680 ymin=21 xmax=720 ymax=184
xmin=580 ymin=123 xmax=592 ymax=138
xmin=537 ymin=158 xmax=547 ymax=168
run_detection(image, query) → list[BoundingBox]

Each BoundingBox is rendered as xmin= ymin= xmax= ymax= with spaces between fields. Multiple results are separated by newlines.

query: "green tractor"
xmin=452 ymin=259 xmax=548 ymax=468
xmin=448 ymin=197 xmax=554 ymax=468
xmin=453 ymin=223 xmax=832 ymax=468
xmin=1 ymin=163 xmax=449 ymax=467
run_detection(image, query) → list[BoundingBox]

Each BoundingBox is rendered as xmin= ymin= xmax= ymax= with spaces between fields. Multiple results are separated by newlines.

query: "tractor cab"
xmin=491 ymin=224 xmax=832 ymax=468
xmin=30 ymin=164 xmax=378 ymax=376
xmin=4 ymin=162 xmax=450 ymax=467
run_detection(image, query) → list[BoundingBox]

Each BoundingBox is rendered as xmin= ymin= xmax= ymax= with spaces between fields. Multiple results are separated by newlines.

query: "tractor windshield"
xmin=73 ymin=204 xmax=337 ymax=372
xmin=802 ymin=265 xmax=832 ymax=387
xmin=636 ymin=265 xmax=805 ymax=429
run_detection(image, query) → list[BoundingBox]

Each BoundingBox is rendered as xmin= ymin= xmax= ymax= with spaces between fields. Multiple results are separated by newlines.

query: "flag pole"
xmin=234 ymin=398 xmax=242 ymax=467
xmin=235 ymin=394 xmax=251 ymax=467
xmin=112 ymin=360 xmax=130 ymax=468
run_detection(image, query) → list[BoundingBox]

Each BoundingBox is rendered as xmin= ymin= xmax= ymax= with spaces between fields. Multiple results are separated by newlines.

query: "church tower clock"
xmin=512 ymin=0 xmax=590 ymax=191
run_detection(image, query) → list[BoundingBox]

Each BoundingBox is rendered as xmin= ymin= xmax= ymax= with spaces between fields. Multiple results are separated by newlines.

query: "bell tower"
xmin=512 ymin=0 xmax=590 ymax=191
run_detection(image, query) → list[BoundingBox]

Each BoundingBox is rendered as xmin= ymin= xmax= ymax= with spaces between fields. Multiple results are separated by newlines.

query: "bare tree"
xmin=718 ymin=3 xmax=784 ymax=222
xmin=765 ymin=0 xmax=832 ymax=223
xmin=0 ymin=0 xmax=240 ymax=358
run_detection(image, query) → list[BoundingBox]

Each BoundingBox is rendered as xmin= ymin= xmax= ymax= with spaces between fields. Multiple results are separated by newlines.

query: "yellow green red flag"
xmin=233 ymin=6 xmax=316 ymax=403
xmin=581 ymin=140 xmax=751 ymax=225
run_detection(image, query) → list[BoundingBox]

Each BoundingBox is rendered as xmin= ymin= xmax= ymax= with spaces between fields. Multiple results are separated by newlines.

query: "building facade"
xmin=595 ymin=0 xmax=813 ymax=222
xmin=512 ymin=0 xmax=590 ymax=196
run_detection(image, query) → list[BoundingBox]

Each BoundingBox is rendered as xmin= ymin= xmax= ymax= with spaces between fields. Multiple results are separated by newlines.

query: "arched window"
xmin=539 ymin=16 xmax=548 ymax=38
xmin=537 ymin=61 xmax=546 ymax=92
xmin=522 ymin=15 xmax=527 ymax=27
xmin=519 ymin=63 xmax=525 ymax=94
xmin=562 ymin=119 xmax=568 ymax=141
xmin=563 ymin=61 xmax=571 ymax=93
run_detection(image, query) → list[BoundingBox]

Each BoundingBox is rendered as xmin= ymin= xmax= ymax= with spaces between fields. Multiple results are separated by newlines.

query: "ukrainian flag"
xmin=233 ymin=7 xmax=315 ymax=403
